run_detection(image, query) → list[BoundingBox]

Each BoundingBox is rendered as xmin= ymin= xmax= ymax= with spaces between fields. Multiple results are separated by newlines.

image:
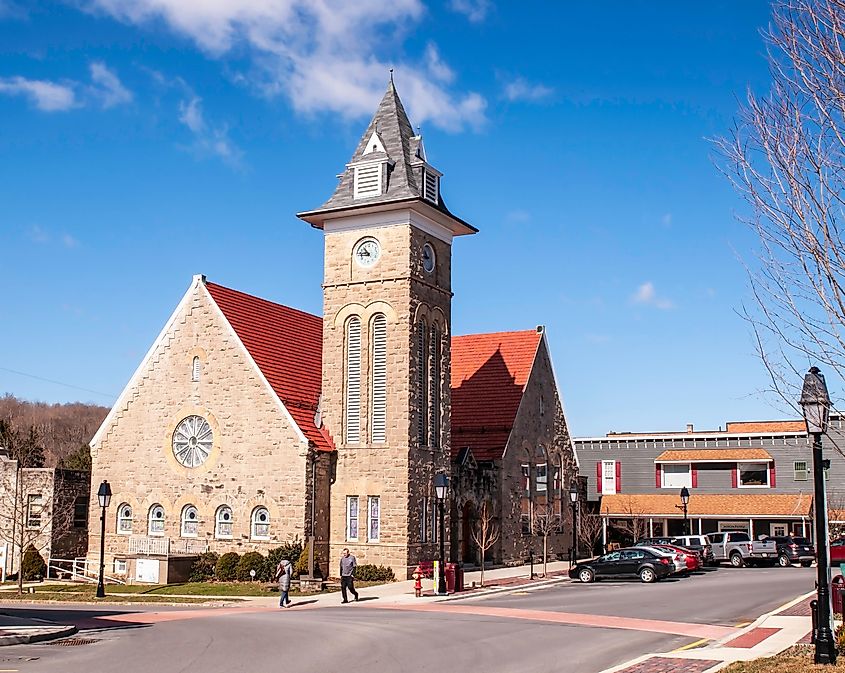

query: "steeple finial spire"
xmin=389 ymin=68 xmax=394 ymax=84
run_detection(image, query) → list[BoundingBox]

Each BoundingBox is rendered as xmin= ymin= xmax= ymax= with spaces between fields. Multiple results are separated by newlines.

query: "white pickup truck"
xmin=707 ymin=532 xmax=778 ymax=567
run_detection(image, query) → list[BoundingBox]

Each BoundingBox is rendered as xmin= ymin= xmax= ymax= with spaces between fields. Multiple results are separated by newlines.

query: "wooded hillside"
xmin=0 ymin=394 xmax=108 ymax=468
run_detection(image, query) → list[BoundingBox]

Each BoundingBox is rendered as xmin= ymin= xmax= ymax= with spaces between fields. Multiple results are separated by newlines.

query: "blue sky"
xmin=0 ymin=1 xmax=789 ymax=436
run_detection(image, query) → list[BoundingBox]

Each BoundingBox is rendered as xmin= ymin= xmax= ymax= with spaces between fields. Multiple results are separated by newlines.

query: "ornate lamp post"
xmin=568 ymin=481 xmax=579 ymax=565
xmin=434 ymin=473 xmax=449 ymax=596
xmin=800 ymin=366 xmax=837 ymax=665
xmin=95 ymin=480 xmax=112 ymax=599
xmin=679 ymin=487 xmax=690 ymax=535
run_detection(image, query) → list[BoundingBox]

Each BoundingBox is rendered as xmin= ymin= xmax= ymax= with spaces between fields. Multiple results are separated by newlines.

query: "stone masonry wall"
xmin=88 ymin=281 xmax=310 ymax=572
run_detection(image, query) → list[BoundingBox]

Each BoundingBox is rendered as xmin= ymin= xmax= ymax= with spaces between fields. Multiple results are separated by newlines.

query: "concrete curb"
xmin=433 ymin=575 xmax=570 ymax=602
xmin=0 ymin=623 xmax=78 ymax=647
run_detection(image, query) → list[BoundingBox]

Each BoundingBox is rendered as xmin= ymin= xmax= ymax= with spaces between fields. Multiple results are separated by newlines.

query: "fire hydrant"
xmin=412 ymin=565 xmax=424 ymax=597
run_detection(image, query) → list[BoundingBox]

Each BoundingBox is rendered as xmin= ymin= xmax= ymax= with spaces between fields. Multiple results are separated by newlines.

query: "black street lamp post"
xmin=434 ymin=473 xmax=449 ymax=596
xmin=95 ymin=480 xmax=112 ymax=599
xmin=678 ymin=487 xmax=690 ymax=536
xmin=800 ymin=366 xmax=837 ymax=665
xmin=569 ymin=481 xmax=579 ymax=565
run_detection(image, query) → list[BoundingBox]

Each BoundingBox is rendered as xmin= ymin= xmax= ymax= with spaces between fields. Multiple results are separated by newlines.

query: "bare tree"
xmin=531 ymin=502 xmax=562 ymax=577
xmin=716 ymin=0 xmax=845 ymax=426
xmin=578 ymin=511 xmax=605 ymax=557
xmin=470 ymin=501 xmax=500 ymax=587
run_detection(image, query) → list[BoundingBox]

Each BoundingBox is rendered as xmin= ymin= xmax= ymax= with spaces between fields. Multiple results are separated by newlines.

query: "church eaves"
xmin=297 ymin=78 xmax=477 ymax=235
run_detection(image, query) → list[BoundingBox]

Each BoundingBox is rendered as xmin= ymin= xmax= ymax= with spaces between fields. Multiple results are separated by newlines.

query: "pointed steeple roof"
xmin=298 ymin=78 xmax=476 ymax=235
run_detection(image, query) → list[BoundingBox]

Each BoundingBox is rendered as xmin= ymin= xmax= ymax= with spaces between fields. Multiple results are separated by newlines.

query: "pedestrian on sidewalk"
xmin=276 ymin=557 xmax=293 ymax=608
xmin=339 ymin=548 xmax=359 ymax=604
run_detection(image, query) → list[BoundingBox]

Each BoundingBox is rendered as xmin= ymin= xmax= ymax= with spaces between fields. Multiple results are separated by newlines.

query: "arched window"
xmin=148 ymin=504 xmax=165 ymax=536
xmin=417 ymin=319 xmax=428 ymax=445
xmin=192 ymin=356 xmax=200 ymax=382
xmin=534 ymin=446 xmax=548 ymax=509
xmin=251 ymin=507 xmax=270 ymax=540
xmin=117 ymin=503 xmax=133 ymax=534
xmin=345 ymin=317 xmax=361 ymax=443
xmin=371 ymin=314 xmax=387 ymax=443
xmin=429 ymin=324 xmax=441 ymax=449
xmin=215 ymin=506 xmax=233 ymax=538
xmin=521 ymin=448 xmax=532 ymax=535
xmin=181 ymin=505 xmax=199 ymax=537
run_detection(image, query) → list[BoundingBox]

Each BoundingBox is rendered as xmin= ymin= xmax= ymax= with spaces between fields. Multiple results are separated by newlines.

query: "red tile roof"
xmin=725 ymin=421 xmax=806 ymax=433
xmin=205 ymin=282 xmax=333 ymax=452
xmin=450 ymin=330 xmax=542 ymax=461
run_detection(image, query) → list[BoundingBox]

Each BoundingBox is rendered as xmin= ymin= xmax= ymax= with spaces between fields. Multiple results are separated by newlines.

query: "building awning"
xmin=654 ymin=449 xmax=773 ymax=463
xmin=600 ymin=493 xmax=813 ymax=518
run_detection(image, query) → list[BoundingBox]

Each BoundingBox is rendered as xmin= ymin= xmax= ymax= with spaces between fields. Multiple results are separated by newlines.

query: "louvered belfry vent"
xmin=345 ymin=317 xmax=362 ymax=443
xmin=371 ymin=314 xmax=387 ymax=443
xmin=354 ymin=164 xmax=382 ymax=199
xmin=423 ymin=169 xmax=439 ymax=203
xmin=417 ymin=320 xmax=428 ymax=446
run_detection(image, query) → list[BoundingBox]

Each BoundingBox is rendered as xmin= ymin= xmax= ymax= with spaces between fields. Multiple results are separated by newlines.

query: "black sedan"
xmin=569 ymin=547 xmax=675 ymax=583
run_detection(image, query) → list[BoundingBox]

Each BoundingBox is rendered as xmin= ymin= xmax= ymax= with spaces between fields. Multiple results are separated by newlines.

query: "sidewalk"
xmin=598 ymin=591 xmax=816 ymax=673
xmin=0 ymin=612 xmax=77 ymax=646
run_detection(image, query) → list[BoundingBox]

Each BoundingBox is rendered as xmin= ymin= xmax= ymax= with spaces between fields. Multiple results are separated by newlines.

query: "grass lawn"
xmin=0 ymin=592 xmax=215 ymax=604
xmin=722 ymin=646 xmax=845 ymax=672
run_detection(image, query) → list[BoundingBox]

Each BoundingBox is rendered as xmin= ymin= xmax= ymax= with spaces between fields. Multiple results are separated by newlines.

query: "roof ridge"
xmin=205 ymin=281 xmax=321 ymax=323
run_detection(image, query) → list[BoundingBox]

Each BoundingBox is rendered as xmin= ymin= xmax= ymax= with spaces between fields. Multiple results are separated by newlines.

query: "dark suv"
xmin=765 ymin=536 xmax=815 ymax=567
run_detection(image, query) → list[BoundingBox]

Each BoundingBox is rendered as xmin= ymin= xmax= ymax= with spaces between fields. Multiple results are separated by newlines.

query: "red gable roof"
xmin=450 ymin=330 xmax=542 ymax=461
xmin=205 ymin=282 xmax=333 ymax=452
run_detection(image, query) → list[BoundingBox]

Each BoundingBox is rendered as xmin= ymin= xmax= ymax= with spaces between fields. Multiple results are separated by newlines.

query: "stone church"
xmin=87 ymin=81 xmax=578 ymax=582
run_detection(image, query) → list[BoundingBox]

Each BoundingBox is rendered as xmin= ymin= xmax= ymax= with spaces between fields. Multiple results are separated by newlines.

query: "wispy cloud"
xmin=449 ymin=0 xmax=491 ymax=22
xmin=26 ymin=225 xmax=80 ymax=248
xmin=85 ymin=0 xmax=487 ymax=131
xmin=0 ymin=0 xmax=27 ymax=20
xmin=505 ymin=210 xmax=531 ymax=224
xmin=661 ymin=213 xmax=673 ymax=227
xmin=0 ymin=76 xmax=76 ymax=111
xmin=502 ymin=77 xmax=554 ymax=103
xmin=178 ymin=96 xmax=243 ymax=167
xmin=631 ymin=281 xmax=674 ymax=310
xmin=89 ymin=62 xmax=133 ymax=108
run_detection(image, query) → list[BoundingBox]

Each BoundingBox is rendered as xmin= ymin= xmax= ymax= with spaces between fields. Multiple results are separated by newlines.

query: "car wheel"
xmin=778 ymin=554 xmax=792 ymax=567
xmin=729 ymin=552 xmax=744 ymax=568
xmin=578 ymin=568 xmax=595 ymax=583
xmin=639 ymin=567 xmax=657 ymax=583
xmin=801 ymin=560 xmax=813 ymax=567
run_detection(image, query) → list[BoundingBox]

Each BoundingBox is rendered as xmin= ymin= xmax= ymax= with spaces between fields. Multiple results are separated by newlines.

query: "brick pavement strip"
xmin=614 ymin=657 xmax=721 ymax=673
xmin=777 ymin=596 xmax=812 ymax=617
xmin=723 ymin=627 xmax=781 ymax=649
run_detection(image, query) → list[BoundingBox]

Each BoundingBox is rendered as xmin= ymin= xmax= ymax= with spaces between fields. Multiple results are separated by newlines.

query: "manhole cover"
xmin=51 ymin=638 xmax=97 ymax=647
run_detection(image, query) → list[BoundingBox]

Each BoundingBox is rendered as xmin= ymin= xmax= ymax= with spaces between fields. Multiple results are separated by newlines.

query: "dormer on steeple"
xmin=298 ymin=77 xmax=476 ymax=237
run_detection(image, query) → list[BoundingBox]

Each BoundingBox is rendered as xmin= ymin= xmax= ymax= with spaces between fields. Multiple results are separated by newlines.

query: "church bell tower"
xmin=298 ymin=78 xmax=476 ymax=577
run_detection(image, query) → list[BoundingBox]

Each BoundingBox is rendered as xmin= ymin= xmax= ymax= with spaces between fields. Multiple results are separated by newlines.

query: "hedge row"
xmin=188 ymin=539 xmax=305 ymax=583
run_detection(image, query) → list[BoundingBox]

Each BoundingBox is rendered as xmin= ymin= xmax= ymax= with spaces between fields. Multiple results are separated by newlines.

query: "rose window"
xmin=172 ymin=415 xmax=213 ymax=468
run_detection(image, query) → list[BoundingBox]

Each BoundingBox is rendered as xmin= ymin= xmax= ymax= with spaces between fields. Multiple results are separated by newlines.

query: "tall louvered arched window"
xmin=417 ymin=320 xmax=428 ymax=446
xmin=371 ymin=314 xmax=387 ymax=443
xmin=345 ymin=317 xmax=362 ymax=443
xmin=430 ymin=324 xmax=441 ymax=449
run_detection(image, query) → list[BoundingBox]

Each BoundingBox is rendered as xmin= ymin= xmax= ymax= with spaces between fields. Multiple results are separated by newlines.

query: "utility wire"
xmin=0 ymin=366 xmax=116 ymax=399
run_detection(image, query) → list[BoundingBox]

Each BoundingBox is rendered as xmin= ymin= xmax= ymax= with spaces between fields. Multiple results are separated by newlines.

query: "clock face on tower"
xmin=422 ymin=243 xmax=436 ymax=274
xmin=354 ymin=237 xmax=381 ymax=268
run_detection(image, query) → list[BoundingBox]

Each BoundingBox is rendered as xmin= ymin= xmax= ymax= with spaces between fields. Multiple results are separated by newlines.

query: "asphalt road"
xmin=0 ymin=566 xmax=814 ymax=673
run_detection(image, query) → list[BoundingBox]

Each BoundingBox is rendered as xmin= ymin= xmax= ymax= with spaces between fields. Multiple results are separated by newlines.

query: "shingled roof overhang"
xmin=600 ymin=493 xmax=813 ymax=518
xmin=654 ymin=449 xmax=774 ymax=463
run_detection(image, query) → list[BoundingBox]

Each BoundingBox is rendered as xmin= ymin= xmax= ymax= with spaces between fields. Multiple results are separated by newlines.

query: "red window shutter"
xmin=655 ymin=464 xmax=661 ymax=488
xmin=596 ymin=461 xmax=602 ymax=494
xmin=692 ymin=467 xmax=698 ymax=488
xmin=769 ymin=464 xmax=776 ymax=488
xmin=615 ymin=461 xmax=621 ymax=493
xmin=731 ymin=467 xmax=738 ymax=488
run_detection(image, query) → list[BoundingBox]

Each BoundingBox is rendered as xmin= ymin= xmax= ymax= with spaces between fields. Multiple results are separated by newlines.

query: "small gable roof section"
xmin=205 ymin=282 xmax=333 ymax=453
xmin=451 ymin=330 xmax=542 ymax=462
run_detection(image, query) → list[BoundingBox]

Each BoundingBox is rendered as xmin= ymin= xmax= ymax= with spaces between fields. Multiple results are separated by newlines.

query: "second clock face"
xmin=354 ymin=238 xmax=381 ymax=267
xmin=422 ymin=243 xmax=436 ymax=273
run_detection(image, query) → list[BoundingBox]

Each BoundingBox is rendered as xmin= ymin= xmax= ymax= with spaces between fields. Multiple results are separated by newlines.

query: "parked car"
xmin=569 ymin=547 xmax=674 ymax=583
xmin=635 ymin=545 xmax=687 ymax=573
xmin=764 ymin=536 xmax=815 ymax=567
xmin=831 ymin=538 xmax=845 ymax=565
xmin=707 ymin=532 xmax=777 ymax=567
xmin=673 ymin=535 xmax=716 ymax=566
xmin=642 ymin=543 xmax=699 ymax=572
xmin=635 ymin=537 xmax=704 ymax=569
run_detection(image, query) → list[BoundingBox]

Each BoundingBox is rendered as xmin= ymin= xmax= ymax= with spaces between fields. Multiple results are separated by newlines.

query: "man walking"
xmin=339 ymin=548 xmax=359 ymax=604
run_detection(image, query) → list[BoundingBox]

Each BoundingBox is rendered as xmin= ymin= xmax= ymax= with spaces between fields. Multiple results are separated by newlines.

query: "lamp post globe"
xmin=679 ymin=486 xmax=690 ymax=536
xmin=799 ymin=367 xmax=837 ymax=665
xmin=434 ymin=473 xmax=449 ymax=595
xmin=568 ymin=481 xmax=579 ymax=565
xmin=96 ymin=480 xmax=112 ymax=599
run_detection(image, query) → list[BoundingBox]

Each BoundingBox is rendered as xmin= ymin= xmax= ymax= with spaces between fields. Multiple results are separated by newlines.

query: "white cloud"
xmin=89 ymin=62 xmax=133 ymax=108
xmin=505 ymin=209 xmax=531 ymax=224
xmin=84 ymin=0 xmax=486 ymax=131
xmin=661 ymin=213 xmax=673 ymax=227
xmin=0 ymin=76 xmax=76 ymax=111
xmin=0 ymin=1 xmax=27 ymax=19
xmin=62 ymin=233 xmax=79 ymax=248
xmin=631 ymin=281 xmax=675 ymax=310
xmin=178 ymin=95 xmax=243 ymax=167
xmin=449 ymin=0 xmax=490 ymax=22
xmin=502 ymin=77 xmax=554 ymax=103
